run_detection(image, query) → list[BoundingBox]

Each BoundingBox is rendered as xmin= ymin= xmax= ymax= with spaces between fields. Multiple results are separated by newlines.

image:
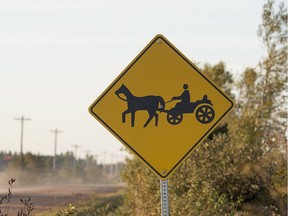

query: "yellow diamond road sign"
xmin=89 ymin=34 xmax=234 ymax=179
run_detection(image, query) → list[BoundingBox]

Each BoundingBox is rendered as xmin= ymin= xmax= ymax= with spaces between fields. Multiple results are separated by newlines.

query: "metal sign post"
xmin=160 ymin=179 xmax=169 ymax=216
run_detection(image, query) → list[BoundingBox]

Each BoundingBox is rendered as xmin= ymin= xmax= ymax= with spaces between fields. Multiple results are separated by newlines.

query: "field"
xmin=0 ymin=183 xmax=126 ymax=215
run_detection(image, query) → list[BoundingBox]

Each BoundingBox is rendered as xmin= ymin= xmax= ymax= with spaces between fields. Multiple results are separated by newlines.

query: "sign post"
xmin=160 ymin=179 xmax=169 ymax=216
xmin=89 ymin=34 xmax=234 ymax=214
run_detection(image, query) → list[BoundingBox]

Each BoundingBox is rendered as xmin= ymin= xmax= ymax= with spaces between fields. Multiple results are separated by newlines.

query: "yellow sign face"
xmin=89 ymin=34 xmax=234 ymax=179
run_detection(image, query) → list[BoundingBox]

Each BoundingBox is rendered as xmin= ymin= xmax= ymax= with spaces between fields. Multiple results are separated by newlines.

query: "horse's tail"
xmin=158 ymin=97 xmax=165 ymax=110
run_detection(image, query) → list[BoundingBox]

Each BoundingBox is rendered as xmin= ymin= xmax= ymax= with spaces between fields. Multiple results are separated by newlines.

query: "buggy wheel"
xmin=167 ymin=112 xmax=183 ymax=125
xmin=196 ymin=105 xmax=215 ymax=124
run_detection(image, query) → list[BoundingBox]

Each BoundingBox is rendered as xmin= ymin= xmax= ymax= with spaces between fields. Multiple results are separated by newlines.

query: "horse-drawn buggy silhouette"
xmin=115 ymin=84 xmax=215 ymax=127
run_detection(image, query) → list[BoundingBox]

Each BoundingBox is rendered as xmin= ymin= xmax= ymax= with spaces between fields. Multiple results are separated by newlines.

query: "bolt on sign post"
xmin=89 ymin=34 xmax=234 ymax=215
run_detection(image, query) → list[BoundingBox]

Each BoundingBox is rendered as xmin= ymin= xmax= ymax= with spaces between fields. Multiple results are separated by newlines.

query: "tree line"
xmin=0 ymin=151 xmax=124 ymax=185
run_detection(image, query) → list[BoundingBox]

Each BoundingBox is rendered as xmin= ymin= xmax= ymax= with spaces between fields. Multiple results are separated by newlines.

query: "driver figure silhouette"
xmin=172 ymin=84 xmax=190 ymax=109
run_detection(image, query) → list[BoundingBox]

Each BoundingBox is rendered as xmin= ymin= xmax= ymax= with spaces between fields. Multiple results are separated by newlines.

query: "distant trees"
xmin=120 ymin=0 xmax=287 ymax=215
xmin=0 ymin=151 xmax=124 ymax=185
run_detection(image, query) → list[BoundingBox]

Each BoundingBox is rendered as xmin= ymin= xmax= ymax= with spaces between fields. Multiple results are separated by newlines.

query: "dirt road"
xmin=0 ymin=183 xmax=126 ymax=215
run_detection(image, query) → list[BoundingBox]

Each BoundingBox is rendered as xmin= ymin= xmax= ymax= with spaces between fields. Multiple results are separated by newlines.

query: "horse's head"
xmin=115 ymin=84 xmax=126 ymax=95
xmin=115 ymin=84 xmax=128 ymax=101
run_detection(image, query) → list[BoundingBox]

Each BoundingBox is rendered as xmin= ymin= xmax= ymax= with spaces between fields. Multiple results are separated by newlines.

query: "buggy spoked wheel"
xmin=196 ymin=105 xmax=215 ymax=124
xmin=167 ymin=112 xmax=183 ymax=125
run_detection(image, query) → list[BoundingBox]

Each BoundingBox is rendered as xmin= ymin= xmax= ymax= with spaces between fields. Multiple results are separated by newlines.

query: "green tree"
xmin=227 ymin=0 xmax=287 ymax=213
xmin=202 ymin=61 xmax=233 ymax=96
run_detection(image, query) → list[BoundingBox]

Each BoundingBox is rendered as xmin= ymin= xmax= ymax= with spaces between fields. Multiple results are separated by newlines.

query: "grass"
xmin=38 ymin=188 xmax=125 ymax=216
xmin=76 ymin=193 xmax=124 ymax=216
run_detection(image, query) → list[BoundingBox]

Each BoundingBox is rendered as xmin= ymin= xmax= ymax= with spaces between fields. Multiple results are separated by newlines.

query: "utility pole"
xmin=85 ymin=150 xmax=91 ymax=169
xmin=114 ymin=154 xmax=119 ymax=175
xmin=71 ymin=144 xmax=81 ymax=175
xmin=103 ymin=151 xmax=107 ymax=176
xmin=14 ymin=115 xmax=30 ymax=170
xmin=110 ymin=153 xmax=114 ymax=177
xmin=94 ymin=154 xmax=99 ymax=165
xmin=50 ymin=129 xmax=63 ymax=171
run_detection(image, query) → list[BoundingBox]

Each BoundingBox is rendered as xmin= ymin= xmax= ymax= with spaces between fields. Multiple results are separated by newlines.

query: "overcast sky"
xmin=0 ymin=0 xmax=265 ymax=163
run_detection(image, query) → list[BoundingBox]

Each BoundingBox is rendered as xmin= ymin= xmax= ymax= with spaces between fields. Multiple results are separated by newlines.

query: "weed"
xmin=0 ymin=178 xmax=34 ymax=216
xmin=18 ymin=197 xmax=34 ymax=216
xmin=0 ymin=178 xmax=15 ymax=216
xmin=56 ymin=203 xmax=78 ymax=216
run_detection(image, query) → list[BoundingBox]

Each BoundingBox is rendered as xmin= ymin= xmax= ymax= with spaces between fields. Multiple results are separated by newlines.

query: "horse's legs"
xmin=144 ymin=111 xmax=158 ymax=127
xmin=155 ymin=113 xmax=159 ymax=126
xmin=122 ymin=110 xmax=136 ymax=127
xmin=122 ymin=110 xmax=130 ymax=123
xmin=143 ymin=115 xmax=152 ymax=127
xmin=131 ymin=112 xmax=135 ymax=127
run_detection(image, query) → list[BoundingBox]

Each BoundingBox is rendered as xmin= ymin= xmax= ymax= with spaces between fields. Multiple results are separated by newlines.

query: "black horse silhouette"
xmin=115 ymin=84 xmax=165 ymax=127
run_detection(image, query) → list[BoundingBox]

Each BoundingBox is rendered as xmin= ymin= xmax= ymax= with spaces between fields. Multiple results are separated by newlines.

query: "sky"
xmin=0 ymin=0 xmax=266 ymax=163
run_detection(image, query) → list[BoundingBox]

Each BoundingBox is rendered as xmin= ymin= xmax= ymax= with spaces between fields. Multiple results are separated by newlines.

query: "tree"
xmin=228 ymin=0 xmax=287 ymax=214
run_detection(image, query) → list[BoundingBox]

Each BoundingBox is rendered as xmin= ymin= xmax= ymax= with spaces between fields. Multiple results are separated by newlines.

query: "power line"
xmin=50 ymin=129 xmax=63 ymax=171
xmin=14 ymin=115 xmax=31 ymax=170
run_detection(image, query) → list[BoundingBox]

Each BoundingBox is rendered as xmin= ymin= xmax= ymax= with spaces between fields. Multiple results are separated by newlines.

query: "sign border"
xmin=89 ymin=34 xmax=234 ymax=179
